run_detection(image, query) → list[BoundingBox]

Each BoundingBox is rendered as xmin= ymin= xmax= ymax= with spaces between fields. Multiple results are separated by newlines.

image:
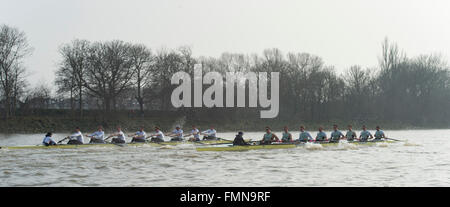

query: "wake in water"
xmin=304 ymin=142 xmax=323 ymax=150
xmin=376 ymin=142 xmax=389 ymax=147
xmin=336 ymin=141 xmax=359 ymax=150
xmin=403 ymin=140 xmax=420 ymax=146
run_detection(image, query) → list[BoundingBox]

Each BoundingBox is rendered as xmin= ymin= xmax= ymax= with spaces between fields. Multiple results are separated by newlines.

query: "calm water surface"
xmin=0 ymin=130 xmax=449 ymax=186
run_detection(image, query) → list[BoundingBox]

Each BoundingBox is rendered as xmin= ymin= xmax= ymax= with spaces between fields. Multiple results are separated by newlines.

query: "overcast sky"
xmin=1 ymin=0 xmax=449 ymax=88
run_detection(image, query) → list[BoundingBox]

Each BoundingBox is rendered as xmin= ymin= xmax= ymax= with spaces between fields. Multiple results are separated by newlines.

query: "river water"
xmin=0 ymin=130 xmax=449 ymax=186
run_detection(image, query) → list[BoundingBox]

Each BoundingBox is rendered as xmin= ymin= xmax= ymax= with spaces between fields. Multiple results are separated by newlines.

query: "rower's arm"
xmin=272 ymin=134 xmax=279 ymax=141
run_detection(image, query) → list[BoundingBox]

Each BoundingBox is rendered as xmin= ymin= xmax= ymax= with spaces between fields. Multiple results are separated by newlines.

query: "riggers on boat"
xmin=195 ymin=140 xmax=396 ymax=152
xmin=0 ymin=139 xmax=233 ymax=150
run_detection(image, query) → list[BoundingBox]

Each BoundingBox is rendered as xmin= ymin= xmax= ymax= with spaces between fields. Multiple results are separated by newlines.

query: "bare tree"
xmin=84 ymin=40 xmax=135 ymax=112
xmin=55 ymin=39 xmax=90 ymax=116
xmin=0 ymin=25 xmax=32 ymax=118
xmin=149 ymin=49 xmax=184 ymax=110
xmin=23 ymin=83 xmax=52 ymax=109
xmin=129 ymin=44 xmax=153 ymax=114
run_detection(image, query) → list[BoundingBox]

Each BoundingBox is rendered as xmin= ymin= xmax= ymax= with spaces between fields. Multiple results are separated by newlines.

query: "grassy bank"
xmin=1 ymin=115 xmax=448 ymax=134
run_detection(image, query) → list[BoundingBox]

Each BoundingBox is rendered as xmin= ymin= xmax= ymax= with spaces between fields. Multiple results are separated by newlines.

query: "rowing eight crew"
xmin=232 ymin=125 xmax=386 ymax=146
xmin=42 ymin=125 xmax=218 ymax=146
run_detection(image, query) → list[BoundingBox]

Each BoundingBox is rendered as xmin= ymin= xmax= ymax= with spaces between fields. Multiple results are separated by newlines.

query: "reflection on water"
xmin=0 ymin=130 xmax=449 ymax=186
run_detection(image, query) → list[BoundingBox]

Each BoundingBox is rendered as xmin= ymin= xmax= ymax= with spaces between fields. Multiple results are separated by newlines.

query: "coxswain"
xmin=42 ymin=132 xmax=57 ymax=146
xmin=233 ymin=132 xmax=248 ymax=146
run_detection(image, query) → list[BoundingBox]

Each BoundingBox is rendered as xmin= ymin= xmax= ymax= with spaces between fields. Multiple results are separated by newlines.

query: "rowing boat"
xmin=196 ymin=140 xmax=395 ymax=152
xmin=0 ymin=139 xmax=233 ymax=150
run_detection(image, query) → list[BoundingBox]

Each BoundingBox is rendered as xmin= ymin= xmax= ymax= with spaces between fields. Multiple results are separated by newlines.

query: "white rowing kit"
xmin=155 ymin=130 xmax=165 ymax=140
xmin=90 ymin=131 xmax=105 ymax=140
xmin=191 ymin=128 xmax=200 ymax=139
xmin=172 ymin=129 xmax=183 ymax=138
xmin=135 ymin=131 xmax=147 ymax=139
xmin=117 ymin=131 xmax=126 ymax=141
xmin=70 ymin=131 xmax=84 ymax=143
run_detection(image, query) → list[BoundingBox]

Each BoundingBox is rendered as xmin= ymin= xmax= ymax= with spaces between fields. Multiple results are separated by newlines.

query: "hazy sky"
xmin=1 ymin=0 xmax=449 ymax=88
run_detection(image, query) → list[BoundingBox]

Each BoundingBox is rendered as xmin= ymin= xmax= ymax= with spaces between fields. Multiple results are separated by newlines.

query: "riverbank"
xmin=1 ymin=115 xmax=448 ymax=134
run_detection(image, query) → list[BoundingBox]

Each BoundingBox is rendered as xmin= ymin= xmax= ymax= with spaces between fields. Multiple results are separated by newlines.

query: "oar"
xmin=384 ymin=137 xmax=405 ymax=142
xmin=145 ymin=135 xmax=163 ymax=143
xmin=105 ymin=135 xmax=114 ymax=142
xmin=57 ymin=137 xmax=69 ymax=144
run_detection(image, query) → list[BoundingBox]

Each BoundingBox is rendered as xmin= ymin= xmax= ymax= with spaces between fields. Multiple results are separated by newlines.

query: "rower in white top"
xmin=186 ymin=125 xmax=201 ymax=142
xmin=67 ymin=127 xmax=84 ymax=145
xmin=201 ymin=126 xmax=217 ymax=140
xmin=130 ymin=127 xmax=147 ymax=143
xmin=148 ymin=127 xmax=165 ymax=143
xmin=167 ymin=125 xmax=184 ymax=141
xmin=108 ymin=126 xmax=126 ymax=144
xmin=86 ymin=126 xmax=105 ymax=144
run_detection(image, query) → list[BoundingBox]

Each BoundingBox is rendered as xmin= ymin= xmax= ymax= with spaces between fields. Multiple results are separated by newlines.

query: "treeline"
xmin=1 ymin=24 xmax=450 ymax=128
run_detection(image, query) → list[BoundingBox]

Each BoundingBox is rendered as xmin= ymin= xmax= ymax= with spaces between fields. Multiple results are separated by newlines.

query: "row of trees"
xmin=55 ymin=40 xmax=196 ymax=115
xmin=1 ymin=24 xmax=449 ymax=126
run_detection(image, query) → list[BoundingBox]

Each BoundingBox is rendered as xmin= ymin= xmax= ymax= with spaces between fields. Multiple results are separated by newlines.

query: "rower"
xmin=330 ymin=124 xmax=344 ymax=143
xmin=374 ymin=126 xmax=386 ymax=141
xmin=261 ymin=127 xmax=279 ymax=145
xmin=67 ymin=127 xmax=84 ymax=145
xmin=87 ymin=126 xmax=105 ymax=144
xmin=201 ymin=126 xmax=217 ymax=140
xmin=109 ymin=126 xmax=126 ymax=144
xmin=168 ymin=126 xmax=184 ymax=141
xmin=148 ymin=127 xmax=165 ymax=143
xmin=233 ymin=132 xmax=248 ymax=146
xmin=130 ymin=127 xmax=147 ymax=143
xmin=42 ymin=132 xmax=57 ymax=146
xmin=315 ymin=127 xmax=327 ymax=142
xmin=345 ymin=125 xmax=357 ymax=141
xmin=187 ymin=125 xmax=201 ymax=142
xmin=281 ymin=126 xmax=293 ymax=143
xmin=298 ymin=125 xmax=313 ymax=142
xmin=359 ymin=125 xmax=373 ymax=142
